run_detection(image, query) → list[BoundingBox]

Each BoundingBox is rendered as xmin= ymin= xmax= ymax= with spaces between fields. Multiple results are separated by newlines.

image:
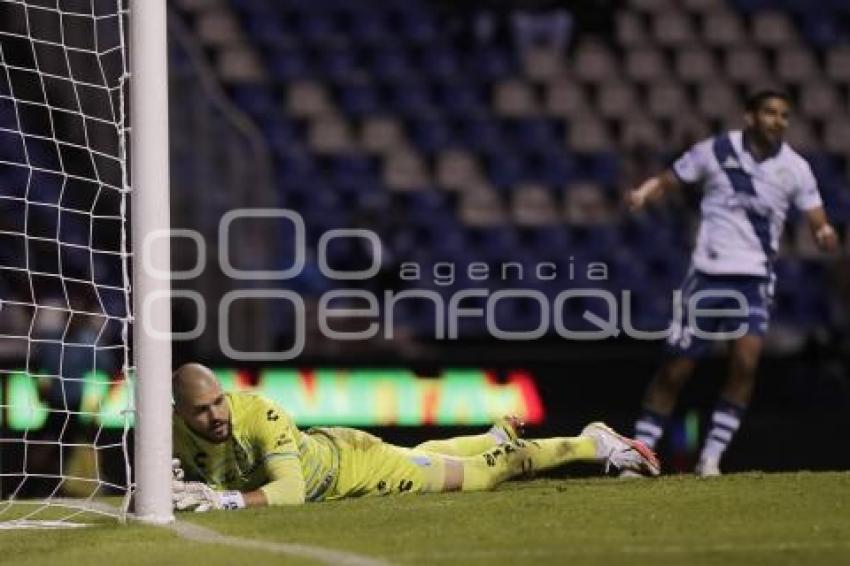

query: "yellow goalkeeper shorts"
xmin=311 ymin=427 xmax=438 ymax=499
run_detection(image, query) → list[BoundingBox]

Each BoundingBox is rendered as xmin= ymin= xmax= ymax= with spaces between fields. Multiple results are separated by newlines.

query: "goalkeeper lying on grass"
xmin=171 ymin=363 xmax=659 ymax=512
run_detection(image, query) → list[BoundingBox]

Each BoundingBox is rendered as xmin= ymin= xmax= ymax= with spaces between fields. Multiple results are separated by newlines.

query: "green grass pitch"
xmin=2 ymin=472 xmax=848 ymax=566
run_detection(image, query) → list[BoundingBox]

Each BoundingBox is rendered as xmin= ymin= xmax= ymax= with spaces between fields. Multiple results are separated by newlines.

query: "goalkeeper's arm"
xmin=172 ymin=457 xmax=306 ymax=511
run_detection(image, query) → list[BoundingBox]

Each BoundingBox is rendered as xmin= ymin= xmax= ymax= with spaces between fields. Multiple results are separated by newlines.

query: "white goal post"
xmin=130 ymin=0 xmax=172 ymax=524
xmin=0 ymin=0 xmax=172 ymax=525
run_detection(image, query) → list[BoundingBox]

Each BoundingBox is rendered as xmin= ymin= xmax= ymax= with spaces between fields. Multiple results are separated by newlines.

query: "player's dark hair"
xmin=745 ymin=89 xmax=791 ymax=113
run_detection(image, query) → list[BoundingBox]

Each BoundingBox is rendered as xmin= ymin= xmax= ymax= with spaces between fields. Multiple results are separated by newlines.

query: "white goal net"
xmin=0 ymin=0 xmax=145 ymax=526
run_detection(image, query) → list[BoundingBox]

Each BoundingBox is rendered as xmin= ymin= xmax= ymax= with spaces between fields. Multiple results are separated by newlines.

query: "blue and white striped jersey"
xmin=672 ymin=130 xmax=823 ymax=277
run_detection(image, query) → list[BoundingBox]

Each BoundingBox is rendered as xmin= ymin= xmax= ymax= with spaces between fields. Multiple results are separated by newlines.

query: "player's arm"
xmin=172 ymin=400 xmax=307 ymax=511
xmin=804 ymin=207 xmax=838 ymax=252
xmin=256 ymin=455 xmax=306 ymax=506
xmin=795 ymin=161 xmax=838 ymax=252
xmin=626 ymin=169 xmax=682 ymax=211
xmin=627 ymin=139 xmax=709 ymax=212
xmin=248 ymin=400 xmax=307 ymax=506
xmin=173 ymin=454 xmax=306 ymax=510
xmin=172 ymin=457 xmax=303 ymax=510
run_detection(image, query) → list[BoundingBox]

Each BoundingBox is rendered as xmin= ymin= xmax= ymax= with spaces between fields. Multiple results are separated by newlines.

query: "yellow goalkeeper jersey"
xmin=173 ymin=391 xmax=338 ymax=504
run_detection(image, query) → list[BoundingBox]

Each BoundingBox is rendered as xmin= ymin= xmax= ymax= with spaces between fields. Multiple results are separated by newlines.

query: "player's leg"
xmin=696 ymin=275 xmax=771 ymax=476
xmin=632 ymin=269 xmax=712 ymax=453
xmin=321 ymin=436 xmax=522 ymax=497
xmin=633 ymin=356 xmax=697 ymax=451
xmin=696 ymin=334 xmax=763 ymax=476
xmin=314 ymin=427 xmax=524 ymax=498
xmin=414 ymin=416 xmax=658 ymax=479
xmin=519 ymin=423 xmax=660 ymax=477
xmin=329 ymin=424 xmax=659 ymax=499
xmin=413 ymin=416 xmax=523 ymax=456
xmin=444 ymin=425 xmax=659 ymax=492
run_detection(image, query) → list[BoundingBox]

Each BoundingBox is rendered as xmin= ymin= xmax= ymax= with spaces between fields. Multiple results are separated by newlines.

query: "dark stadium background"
xmin=1 ymin=0 xmax=849 ymax=497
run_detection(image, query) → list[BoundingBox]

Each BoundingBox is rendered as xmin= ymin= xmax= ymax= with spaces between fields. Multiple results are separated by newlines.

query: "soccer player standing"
xmin=626 ymin=90 xmax=838 ymax=476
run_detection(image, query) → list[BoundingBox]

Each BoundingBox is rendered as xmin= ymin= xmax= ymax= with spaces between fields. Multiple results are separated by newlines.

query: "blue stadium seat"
xmin=230 ymin=86 xmax=277 ymax=118
xmin=532 ymin=151 xmax=575 ymax=186
xmin=318 ymin=45 xmax=360 ymax=80
xmin=241 ymin=14 xmax=289 ymax=48
xmin=327 ymin=154 xmax=379 ymax=185
xmin=347 ymin=11 xmax=392 ymax=45
xmin=487 ymin=152 xmax=528 ymax=188
xmin=420 ymin=46 xmax=462 ymax=80
xmin=370 ymin=46 xmax=417 ymax=81
xmin=511 ymin=118 xmax=562 ymax=149
xmin=267 ymin=47 xmax=311 ymax=79
xmin=518 ymin=225 xmax=572 ymax=256
xmin=399 ymin=189 xmax=451 ymax=215
xmin=396 ymin=10 xmax=438 ymax=45
xmin=388 ymin=82 xmax=435 ymax=115
xmin=276 ymin=151 xmax=324 ymax=190
xmin=466 ymin=47 xmax=516 ymax=80
xmin=568 ymin=225 xmax=622 ymax=260
xmin=337 ymin=80 xmax=381 ymax=116
xmin=409 ymin=117 xmax=455 ymax=152
xmin=466 ymin=226 xmax=519 ymax=261
xmin=800 ymin=14 xmax=842 ymax=47
xmin=264 ymin=120 xmax=303 ymax=154
xmin=297 ymin=12 xmax=341 ymax=44
xmin=457 ymin=117 xmax=507 ymax=153
xmin=435 ymin=81 xmax=486 ymax=116
xmin=576 ymin=152 xmax=621 ymax=186
xmin=425 ymin=222 xmax=467 ymax=255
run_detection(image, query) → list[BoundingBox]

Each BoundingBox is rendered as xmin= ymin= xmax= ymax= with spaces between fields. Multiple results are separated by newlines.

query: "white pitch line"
xmin=52 ymin=499 xmax=390 ymax=566
xmin=167 ymin=520 xmax=392 ymax=566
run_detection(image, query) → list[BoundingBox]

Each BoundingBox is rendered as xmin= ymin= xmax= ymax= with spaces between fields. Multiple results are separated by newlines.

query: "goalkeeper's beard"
xmin=185 ymin=418 xmax=231 ymax=443
xmin=208 ymin=419 xmax=230 ymax=442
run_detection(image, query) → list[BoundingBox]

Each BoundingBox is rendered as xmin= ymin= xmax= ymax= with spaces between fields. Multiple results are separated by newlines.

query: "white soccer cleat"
xmin=581 ymin=422 xmax=661 ymax=477
xmin=695 ymin=454 xmax=721 ymax=477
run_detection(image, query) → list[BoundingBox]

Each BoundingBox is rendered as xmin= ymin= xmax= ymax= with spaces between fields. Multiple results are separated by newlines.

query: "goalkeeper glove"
xmin=172 ymin=480 xmax=246 ymax=512
xmin=171 ymin=459 xmax=245 ymax=512
xmin=172 ymin=458 xmax=184 ymax=481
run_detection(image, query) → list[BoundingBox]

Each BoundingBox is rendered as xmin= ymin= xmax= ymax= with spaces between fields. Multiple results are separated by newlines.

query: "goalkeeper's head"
xmin=173 ymin=363 xmax=231 ymax=443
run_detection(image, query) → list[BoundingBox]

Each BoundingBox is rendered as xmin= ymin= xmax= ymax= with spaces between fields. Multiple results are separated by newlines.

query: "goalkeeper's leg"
xmin=448 ymin=437 xmax=599 ymax=491
xmin=427 ymin=431 xmax=658 ymax=492
xmin=325 ymin=424 xmax=659 ymax=499
xmin=327 ymin=430 xmax=597 ymax=496
xmin=377 ymin=437 xmax=600 ymax=494
xmin=413 ymin=416 xmax=523 ymax=457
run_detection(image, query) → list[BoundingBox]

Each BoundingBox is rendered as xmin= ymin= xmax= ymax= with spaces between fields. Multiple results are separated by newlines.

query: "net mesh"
xmin=0 ymin=0 xmax=131 ymax=524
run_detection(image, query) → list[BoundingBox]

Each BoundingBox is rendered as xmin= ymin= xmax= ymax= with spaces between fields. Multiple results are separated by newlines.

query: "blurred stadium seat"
xmin=170 ymin=0 xmax=849 ymax=339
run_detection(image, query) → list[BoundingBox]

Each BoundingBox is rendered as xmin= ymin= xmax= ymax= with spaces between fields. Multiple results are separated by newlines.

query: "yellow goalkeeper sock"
xmin=456 ymin=437 xmax=598 ymax=492
xmin=522 ymin=437 xmax=598 ymax=473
